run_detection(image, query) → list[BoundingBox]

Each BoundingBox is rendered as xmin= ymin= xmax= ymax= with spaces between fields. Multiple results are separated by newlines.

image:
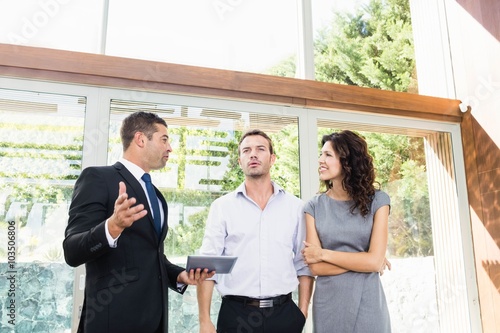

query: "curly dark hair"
xmin=321 ymin=130 xmax=379 ymax=217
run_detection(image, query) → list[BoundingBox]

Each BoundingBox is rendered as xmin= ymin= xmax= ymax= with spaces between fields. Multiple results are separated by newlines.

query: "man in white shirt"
xmin=197 ymin=129 xmax=314 ymax=333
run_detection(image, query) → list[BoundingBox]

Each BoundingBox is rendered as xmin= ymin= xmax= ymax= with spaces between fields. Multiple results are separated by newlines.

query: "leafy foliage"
xmin=314 ymin=0 xmax=417 ymax=93
xmin=215 ymin=126 xmax=301 ymax=197
xmin=219 ymin=131 xmax=244 ymax=192
xmin=3 ymin=0 xmax=431 ymax=259
xmin=267 ymin=55 xmax=297 ymax=78
xmin=317 ymin=128 xmax=433 ymax=257
xmin=165 ymin=207 xmax=209 ymax=256
xmin=365 ymin=133 xmax=432 ymax=257
xmin=387 ymin=161 xmax=433 ymax=257
xmin=270 ymin=126 xmax=301 ymax=196
xmin=268 ymin=0 xmax=432 ymax=257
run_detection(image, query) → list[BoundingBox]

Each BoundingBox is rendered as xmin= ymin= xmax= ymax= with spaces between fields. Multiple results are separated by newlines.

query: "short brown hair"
xmin=238 ymin=129 xmax=275 ymax=156
xmin=120 ymin=112 xmax=167 ymax=151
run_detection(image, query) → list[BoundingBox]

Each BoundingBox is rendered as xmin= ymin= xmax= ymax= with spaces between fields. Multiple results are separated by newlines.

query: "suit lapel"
xmin=114 ymin=162 xmax=159 ymax=241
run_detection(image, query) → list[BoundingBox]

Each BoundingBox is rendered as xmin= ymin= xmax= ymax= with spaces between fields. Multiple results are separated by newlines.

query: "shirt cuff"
xmin=105 ymin=219 xmax=120 ymax=248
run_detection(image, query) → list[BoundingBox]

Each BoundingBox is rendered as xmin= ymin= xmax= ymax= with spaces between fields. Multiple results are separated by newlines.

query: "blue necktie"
xmin=141 ymin=173 xmax=162 ymax=237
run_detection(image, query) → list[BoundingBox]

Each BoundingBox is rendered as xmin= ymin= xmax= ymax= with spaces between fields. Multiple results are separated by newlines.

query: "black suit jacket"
xmin=63 ymin=162 xmax=185 ymax=333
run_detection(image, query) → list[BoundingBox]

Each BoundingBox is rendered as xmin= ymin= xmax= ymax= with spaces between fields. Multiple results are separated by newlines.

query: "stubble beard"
xmin=150 ymin=157 xmax=167 ymax=171
xmin=244 ymin=166 xmax=269 ymax=179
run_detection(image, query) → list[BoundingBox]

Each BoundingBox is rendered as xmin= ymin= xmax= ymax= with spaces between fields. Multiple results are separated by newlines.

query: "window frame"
xmin=0 ymin=44 xmax=481 ymax=332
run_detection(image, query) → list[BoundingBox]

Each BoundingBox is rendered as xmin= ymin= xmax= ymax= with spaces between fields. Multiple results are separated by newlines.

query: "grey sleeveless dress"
xmin=304 ymin=191 xmax=391 ymax=333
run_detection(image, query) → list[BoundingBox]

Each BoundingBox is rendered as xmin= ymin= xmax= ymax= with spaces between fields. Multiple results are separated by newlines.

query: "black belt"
xmin=223 ymin=293 xmax=292 ymax=308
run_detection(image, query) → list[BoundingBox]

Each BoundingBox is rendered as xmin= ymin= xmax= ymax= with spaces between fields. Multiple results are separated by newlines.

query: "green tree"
xmin=267 ymin=55 xmax=296 ymax=78
xmin=163 ymin=128 xmax=233 ymax=256
xmin=165 ymin=207 xmax=209 ymax=256
xmin=364 ymin=133 xmax=432 ymax=257
xmin=268 ymin=0 xmax=417 ymax=93
xmin=270 ymin=126 xmax=301 ymax=196
xmin=269 ymin=0 xmax=432 ymax=257
xmin=220 ymin=131 xmax=244 ymax=192
xmin=219 ymin=127 xmax=301 ymax=197
xmin=318 ymin=128 xmax=433 ymax=257
xmin=384 ymin=160 xmax=432 ymax=257
xmin=171 ymin=0 xmax=431 ymax=258
xmin=315 ymin=0 xmax=417 ymax=92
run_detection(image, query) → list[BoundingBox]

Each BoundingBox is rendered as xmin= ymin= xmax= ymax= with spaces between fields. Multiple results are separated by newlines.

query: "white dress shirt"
xmin=199 ymin=182 xmax=311 ymax=298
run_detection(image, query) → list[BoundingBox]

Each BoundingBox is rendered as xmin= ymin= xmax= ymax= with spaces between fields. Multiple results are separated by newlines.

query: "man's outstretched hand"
xmin=108 ymin=181 xmax=148 ymax=238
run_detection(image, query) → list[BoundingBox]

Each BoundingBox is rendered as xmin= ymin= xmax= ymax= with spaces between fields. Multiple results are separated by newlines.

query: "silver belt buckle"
xmin=259 ymin=299 xmax=273 ymax=308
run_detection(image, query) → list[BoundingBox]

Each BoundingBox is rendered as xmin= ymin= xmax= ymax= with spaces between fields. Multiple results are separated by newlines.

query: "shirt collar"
xmin=119 ymin=157 xmax=146 ymax=182
xmin=235 ymin=181 xmax=284 ymax=197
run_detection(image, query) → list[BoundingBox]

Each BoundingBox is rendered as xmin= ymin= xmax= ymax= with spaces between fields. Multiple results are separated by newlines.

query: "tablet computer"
xmin=186 ymin=255 xmax=238 ymax=274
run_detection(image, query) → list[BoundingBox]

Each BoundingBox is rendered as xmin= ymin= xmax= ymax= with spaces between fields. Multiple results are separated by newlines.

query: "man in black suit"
xmin=63 ymin=111 xmax=213 ymax=333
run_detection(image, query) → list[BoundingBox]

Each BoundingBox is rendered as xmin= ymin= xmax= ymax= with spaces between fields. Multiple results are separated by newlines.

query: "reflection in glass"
xmin=0 ymin=88 xmax=85 ymax=332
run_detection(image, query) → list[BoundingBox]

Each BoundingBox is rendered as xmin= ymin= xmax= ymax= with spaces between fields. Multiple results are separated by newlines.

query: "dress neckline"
xmin=323 ymin=191 xmax=352 ymax=203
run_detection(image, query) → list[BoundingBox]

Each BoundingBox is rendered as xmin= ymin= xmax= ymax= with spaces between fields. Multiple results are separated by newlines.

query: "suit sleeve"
xmin=164 ymin=256 xmax=187 ymax=293
xmin=63 ymin=167 xmax=113 ymax=267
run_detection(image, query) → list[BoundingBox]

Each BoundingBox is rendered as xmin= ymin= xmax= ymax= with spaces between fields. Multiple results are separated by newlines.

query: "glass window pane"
xmin=314 ymin=119 xmax=474 ymax=332
xmin=106 ymin=0 xmax=299 ymax=74
xmin=0 ymin=88 xmax=86 ymax=332
xmin=107 ymin=99 xmax=299 ymax=331
xmin=315 ymin=121 xmax=438 ymax=332
xmin=0 ymin=0 xmax=104 ymax=53
xmin=311 ymin=0 xmax=418 ymax=93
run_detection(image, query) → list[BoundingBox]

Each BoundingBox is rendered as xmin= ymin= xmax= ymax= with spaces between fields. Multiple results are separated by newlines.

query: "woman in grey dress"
xmin=302 ymin=130 xmax=391 ymax=333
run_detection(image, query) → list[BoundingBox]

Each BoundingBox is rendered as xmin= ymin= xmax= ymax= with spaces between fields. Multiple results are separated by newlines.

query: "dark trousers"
xmin=217 ymin=297 xmax=306 ymax=333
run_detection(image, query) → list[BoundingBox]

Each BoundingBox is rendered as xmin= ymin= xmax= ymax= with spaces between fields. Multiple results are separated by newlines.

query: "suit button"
xmin=158 ymin=275 xmax=162 ymax=280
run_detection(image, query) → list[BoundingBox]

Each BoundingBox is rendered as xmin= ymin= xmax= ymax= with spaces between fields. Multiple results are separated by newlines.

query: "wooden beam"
xmin=0 ymin=43 xmax=462 ymax=122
